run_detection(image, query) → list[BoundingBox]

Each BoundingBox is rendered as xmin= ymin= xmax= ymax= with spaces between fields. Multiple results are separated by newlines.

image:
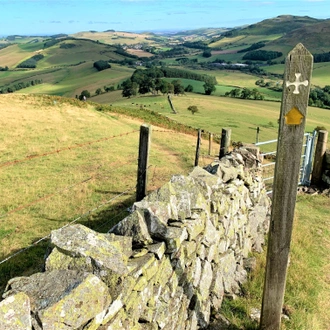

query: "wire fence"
xmin=0 ymin=124 xmax=223 ymax=293
xmin=0 ymin=130 xmax=139 ymax=169
xmin=0 ymin=129 xmax=141 ymax=265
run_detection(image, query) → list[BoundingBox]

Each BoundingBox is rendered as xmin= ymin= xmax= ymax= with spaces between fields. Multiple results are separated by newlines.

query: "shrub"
xmin=60 ymin=43 xmax=76 ymax=49
xmin=79 ymin=90 xmax=90 ymax=100
xmin=93 ymin=60 xmax=111 ymax=71
xmin=187 ymin=105 xmax=198 ymax=115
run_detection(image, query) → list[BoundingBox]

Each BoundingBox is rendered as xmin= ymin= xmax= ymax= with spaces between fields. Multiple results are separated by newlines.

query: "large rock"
xmin=110 ymin=209 xmax=153 ymax=246
xmin=0 ymin=292 xmax=31 ymax=329
xmin=3 ymin=270 xmax=111 ymax=329
xmin=51 ymin=224 xmax=131 ymax=274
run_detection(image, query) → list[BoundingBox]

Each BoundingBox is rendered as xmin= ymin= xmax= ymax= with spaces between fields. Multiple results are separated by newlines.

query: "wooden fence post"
xmin=136 ymin=124 xmax=151 ymax=202
xmin=195 ymin=129 xmax=202 ymax=166
xmin=208 ymin=133 xmax=213 ymax=156
xmin=256 ymin=126 xmax=260 ymax=144
xmin=311 ymin=130 xmax=328 ymax=185
xmin=219 ymin=128 xmax=231 ymax=158
xmin=260 ymin=43 xmax=313 ymax=330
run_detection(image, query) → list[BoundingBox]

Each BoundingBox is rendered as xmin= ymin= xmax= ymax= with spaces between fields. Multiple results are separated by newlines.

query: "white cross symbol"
xmin=286 ymin=73 xmax=309 ymax=95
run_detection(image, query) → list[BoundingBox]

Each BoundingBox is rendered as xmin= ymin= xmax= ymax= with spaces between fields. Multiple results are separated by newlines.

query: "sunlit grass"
xmin=220 ymin=194 xmax=330 ymax=330
xmin=0 ymin=94 xmax=203 ymax=294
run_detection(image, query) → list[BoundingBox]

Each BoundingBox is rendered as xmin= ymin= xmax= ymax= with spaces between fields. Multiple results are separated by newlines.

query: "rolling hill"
xmin=2 ymin=15 xmax=330 ymax=105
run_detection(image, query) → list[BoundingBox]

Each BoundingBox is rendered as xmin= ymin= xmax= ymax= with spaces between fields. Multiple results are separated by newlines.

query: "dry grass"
xmin=0 ymin=94 xmax=206 ymax=276
xmin=72 ymin=31 xmax=156 ymax=46
xmin=0 ymin=44 xmax=34 ymax=68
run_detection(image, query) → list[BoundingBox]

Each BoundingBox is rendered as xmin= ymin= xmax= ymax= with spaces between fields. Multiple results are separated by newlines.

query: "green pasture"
xmin=15 ymin=63 xmax=133 ymax=97
xmin=39 ymin=40 xmax=123 ymax=68
xmin=109 ymin=92 xmax=330 ymax=146
xmin=91 ymin=90 xmax=125 ymax=104
xmin=18 ymin=40 xmax=45 ymax=52
xmin=263 ymin=63 xmax=285 ymax=75
xmin=209 ymin=34 xmax=282 ymax=50
xmin=311 ymin=63 xmax=330 ymax=87
xmin=210 ymin=35 xmax=247 ymax=48
xmin=263 ymin=62 xmax=330 ymax=88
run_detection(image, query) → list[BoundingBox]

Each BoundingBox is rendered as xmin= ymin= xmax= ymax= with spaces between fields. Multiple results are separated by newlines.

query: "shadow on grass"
xmin=0 ymin=196 xmax=135 ymax=297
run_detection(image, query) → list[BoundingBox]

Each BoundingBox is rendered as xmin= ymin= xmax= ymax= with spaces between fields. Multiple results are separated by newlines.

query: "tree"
xmin=122 ymin=79 xmax=138 ymax=98
xmin=79 ymin=90 xmax=90 ymax=100
xmin=225 ymin=88 xmax=241 ymax=98
xmin=240 ymin=88 xmax=252 ymax=99
xmin=138 ymin=76 xmax=153 ymax=95
xmin=104 ymin=85 xmax=115 ymax=92
xmin=167 ymin=83 xmax=174 ymax=95
xmin=187 ymin=105 xmax=198 ymax=115
xmin=95 ymin=88 xmax=102 ymax=95
xmin=202 ymin=48 xmax=212 ymax=58
xmin=93 ymin=60 xmax=111 ymax=71
xmin=185 ymin=84 xmax=194 ymax=93
xmin=203 ymin=81 xmax=216 ymax=95
xmin=159 ymin=80 xmax=169 ymax=94
xmin=172 ymin=80 xmax=185 ymax=95
xmin=251 ymin=88 xmax=264 ymax=100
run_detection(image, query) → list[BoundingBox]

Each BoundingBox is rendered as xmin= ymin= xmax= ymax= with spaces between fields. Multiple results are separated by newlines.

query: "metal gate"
xmin=255 ymin=130 xmax=317 ymax=194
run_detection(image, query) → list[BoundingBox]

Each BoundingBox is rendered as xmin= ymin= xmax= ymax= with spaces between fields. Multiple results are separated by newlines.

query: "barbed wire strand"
xmin=0 ymin=130 xmax=139 ymax=169
xmin=153 ymin=129 xmax=221 ymax=139
xmin=0 ymin=176 xmax=93 ymax=219
xmin=95 ymin=208 xmax=131 ymax=232
xmin=0 ymin=165 xmax=153 ymax=266
xmin=0 ymin=186 xmax=136 ymax=266
xmin=0 ymin=158 xmax=138 ymax=219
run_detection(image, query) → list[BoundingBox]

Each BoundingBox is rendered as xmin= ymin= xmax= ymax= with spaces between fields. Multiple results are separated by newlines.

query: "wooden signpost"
xmin=260 ymin=44 xmax=313 ymax=329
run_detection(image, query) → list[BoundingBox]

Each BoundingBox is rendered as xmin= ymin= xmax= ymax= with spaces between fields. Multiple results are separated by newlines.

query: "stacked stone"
xmin=322 ymin=150 xmax=330 ymax=187
xmin=0 ymin=149 xmax=270 ymax=330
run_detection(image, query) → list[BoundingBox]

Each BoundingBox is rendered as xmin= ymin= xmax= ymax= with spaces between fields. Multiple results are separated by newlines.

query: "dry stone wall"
xmin=0 ymin=149 xmax=271 ymax=330
xmin=322 ymin=149 xmax=330 ymax=186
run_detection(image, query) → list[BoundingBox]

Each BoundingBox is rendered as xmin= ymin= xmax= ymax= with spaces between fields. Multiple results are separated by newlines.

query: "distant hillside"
xmin=271 ymin=19 xmax=330 ymax=51
xmin=208 ymin=15 xmax=330 ymax=58
xmin=222 ymin=15 xmax=322 ymax=36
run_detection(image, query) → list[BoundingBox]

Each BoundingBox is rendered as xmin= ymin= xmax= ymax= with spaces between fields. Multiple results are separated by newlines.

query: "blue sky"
xmin=0 ymin=0 xmax=329 ymax=36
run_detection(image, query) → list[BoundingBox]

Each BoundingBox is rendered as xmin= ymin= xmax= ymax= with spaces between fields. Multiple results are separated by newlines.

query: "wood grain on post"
xmin=311 ymin=130 xmax=328 ymax=185
xmin=260 ymin=44 xmax=313 ymax=330
xmin=194 ymin=129 xmax=202 ymax=166
xmin=136 ymin=124 xmax=151 ymax=202
xmin=219 ymin=128 xmax=231 ymax=158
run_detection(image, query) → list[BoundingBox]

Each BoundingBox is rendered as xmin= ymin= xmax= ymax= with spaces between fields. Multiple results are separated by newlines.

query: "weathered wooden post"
xmin=136 ymin=124 xmax=151 ymax=202
xmin=208 ymin=132 xmax=213 ymax=156
xmin=195 ymin=129 xmax=202 ymax=166
xmin=311 ymin=130 xmax=328 ymax=185
xmin=219 ymin=128 xmax=231 ymax=158
xmin=260 ymin=44 xmax=313 ymax=330
xmin=256 ymin=126 xmax=260 ymax=144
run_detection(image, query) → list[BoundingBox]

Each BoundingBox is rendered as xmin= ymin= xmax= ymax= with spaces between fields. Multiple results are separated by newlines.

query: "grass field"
xmin=0 ymin=93 xmax=214 ymax=295
xmin=108 ymin=93 xmax=330 ymax=148
xmin=15 ymin=63 xmax=134 ymax=98
xmin=1 ymin=94 xmax=329 ymax=329
xmin=72 ymin=31 xmax=156 ymax=47
xmin=220 ymin=194 xmax=330 ymax=330
xmin=0 ymin=44 xmax=36 ymax=68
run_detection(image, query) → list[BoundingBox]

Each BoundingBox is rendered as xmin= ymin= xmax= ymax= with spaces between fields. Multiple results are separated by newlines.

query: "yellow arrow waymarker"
xmin=285 ymin=106 xmax=304 ymax=125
